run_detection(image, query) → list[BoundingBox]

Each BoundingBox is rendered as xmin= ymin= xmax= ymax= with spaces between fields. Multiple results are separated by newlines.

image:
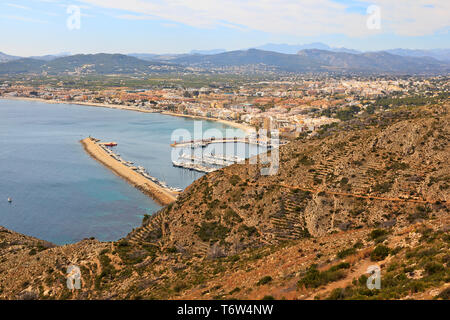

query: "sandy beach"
xmin=80 ymin=137 xmax=178 ymax=206
xmin=0 ymin=96 xmax=159 ymax=114
xmin=161 ymin=111 xmax=255 ymax=134
xmin=1 ymin=96 xmax=255 ymax=133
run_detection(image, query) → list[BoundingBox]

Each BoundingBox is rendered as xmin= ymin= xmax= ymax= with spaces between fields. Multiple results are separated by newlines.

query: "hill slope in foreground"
xmin=0 ymin=104 xmax=449 ymax=300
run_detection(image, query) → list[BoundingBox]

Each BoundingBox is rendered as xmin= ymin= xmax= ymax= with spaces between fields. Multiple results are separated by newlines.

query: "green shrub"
xmin=196 ymin=222 xmax=230 ymax=242
xmin=297 ymin=155 xmax=314 ymax=166
xmin=173 ymin=282 xmax=188 ymax=293
xmin=166 ymin=247 xmax=177 ymax=253
xmin=224 ymin=208 xmax=243 ymax=224
xmin=424 ymin=262 xmax=445 ymax=275
xmin=229 ymin=175 xmax=241 ymax=186
xmin=238 ymin=225 xmax=258 ymax=237
xmin=369 ymin=229 xmax=389 ymax=243
xmin=326 ymin=287 xmax=354 ymax=300
xmin=257 ymin=276 xmax=273 ymax=286
xmin=372 ymin=182 xmax=392 ymax=193
xmin=329 ymin=262 xmax=351 ymax=271
xmin=371 ymin=245 xmax=390 ymax=261
xmin=229 ymin=287 xmax=241 ymax=295
xmin=297 ymin=264 xmax=348 ymax=289
xmin=337 ymin=247 xmax=356 ymax=259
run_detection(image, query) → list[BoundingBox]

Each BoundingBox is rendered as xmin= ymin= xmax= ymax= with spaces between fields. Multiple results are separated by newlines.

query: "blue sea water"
xmin=0 ymin=99 xmax=246 ymax=244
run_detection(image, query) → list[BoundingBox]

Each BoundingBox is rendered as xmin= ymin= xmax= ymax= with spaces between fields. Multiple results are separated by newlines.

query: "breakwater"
xmin=81 ymin=137 xmax=179 ymax=206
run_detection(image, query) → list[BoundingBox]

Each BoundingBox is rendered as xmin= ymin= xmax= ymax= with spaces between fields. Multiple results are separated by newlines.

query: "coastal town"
xmin=2 ymin=76 xmax=448 ymax=139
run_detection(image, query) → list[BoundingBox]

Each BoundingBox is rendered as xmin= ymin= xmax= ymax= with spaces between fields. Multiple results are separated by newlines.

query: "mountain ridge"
xmin=170 ymin=48 xmax=449 ymax=74
xmin=0 ymin=49 xmax=448 ymax=75
xmin=0 ymin=53 xmax=179 ymax=75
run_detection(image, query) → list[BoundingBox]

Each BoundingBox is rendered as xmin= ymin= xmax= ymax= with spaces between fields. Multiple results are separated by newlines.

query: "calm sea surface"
xmin=0 ymin=99 xmax=246 ymax=244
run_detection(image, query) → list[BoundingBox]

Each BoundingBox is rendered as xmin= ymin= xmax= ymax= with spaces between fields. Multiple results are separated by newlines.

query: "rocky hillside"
xmin=0 ymin=103 xmax=448 ymax=300
xmin=129 ymin=103 xmax=448 ymax=256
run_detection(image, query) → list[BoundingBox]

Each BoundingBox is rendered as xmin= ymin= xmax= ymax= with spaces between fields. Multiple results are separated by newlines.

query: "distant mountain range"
xmin=0 ymin=54 xmax=179 ymax=75
xmin=252 ymin=43 xmax=360 ymax=55
xmin=169 ymin=49 xmax=448 ymax=74
xmin=190 ymin=49 xmax=227 ymax=55
xmin=0 ymin=47 xmax=449 ymax=75
xmin=0 ymin=52 xmax=20 ymax=63
xmin=0 ymin=52 xmax=71 ymax=63
xmin=384 ymin=48 xmax=450 ymax=62
xmin=251 ymin=43 xmax=450 ymax=62
xmin=2 ymin=42 xmax=449 ymax=64
xmin=28 ymin=52 xmax=71 ymax=62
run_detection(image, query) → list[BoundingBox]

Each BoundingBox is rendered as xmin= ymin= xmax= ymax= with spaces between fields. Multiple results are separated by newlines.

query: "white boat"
xmin=7 ymin=197 xmax=12 ymax=203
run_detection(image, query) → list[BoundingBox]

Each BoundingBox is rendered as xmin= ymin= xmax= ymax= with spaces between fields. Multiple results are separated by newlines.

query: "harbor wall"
xmin=80 ymin=138 xmax=177 ymax=206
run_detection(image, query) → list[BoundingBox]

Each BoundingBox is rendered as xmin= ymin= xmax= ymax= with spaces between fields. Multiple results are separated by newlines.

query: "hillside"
xmin=0 ymin=53 xmax=180 ymax=75
xmin=171 ymin=49 xmax=449 ymax=74
xmin=0 ymin=103 xmax=448 ymax=300
xmin=0 ymin=52 xmax=20 ymax=63
xmin=385 ymin=49 xmax=450 ymax=63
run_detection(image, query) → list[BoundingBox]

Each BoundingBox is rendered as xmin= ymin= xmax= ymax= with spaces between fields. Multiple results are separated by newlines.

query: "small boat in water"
xmin=7 ymin=197 xmax=12 ymax=203
xmin=102 ymin=142 xmax=118 ymax=147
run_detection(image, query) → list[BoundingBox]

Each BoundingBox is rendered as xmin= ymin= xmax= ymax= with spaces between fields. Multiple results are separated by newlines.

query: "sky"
xmin=0 ymin=0 xmax=449 ymax=56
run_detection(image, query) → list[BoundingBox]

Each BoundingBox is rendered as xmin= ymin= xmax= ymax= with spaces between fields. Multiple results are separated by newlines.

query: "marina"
xmin=170 ymin=137 xmax=283 ymax=148
xmin=179 ymin=153 xmax=234 ymax=166
xmin=172 ymin=151 xmax=246 ymax=173
xmin=172 ymin=160 xmax=218 ymax=173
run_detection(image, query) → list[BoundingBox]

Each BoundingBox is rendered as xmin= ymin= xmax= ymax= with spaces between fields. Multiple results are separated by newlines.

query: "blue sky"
xmin=1 ymin=0 xmax=449 ymax=56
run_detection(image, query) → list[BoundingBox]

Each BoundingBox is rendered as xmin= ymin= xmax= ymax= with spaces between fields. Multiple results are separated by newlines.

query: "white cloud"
xmin=116 ymin=14 xmax=157 ymax=20
xmin=5 ymin=3 xmax=31 ymax=10
xmin=1 ymin=15 xmax=48 ymax=23
xmin=77 ymin=0 xmax=449 ymax=37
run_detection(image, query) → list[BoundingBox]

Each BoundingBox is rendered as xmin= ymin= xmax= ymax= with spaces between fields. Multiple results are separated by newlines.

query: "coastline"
xmin=80 ymin=137 xmax=178 ymax=206
xmin=0 ymin=96 xmax=159 ymax=114
xmin=1 ymin=96 xmax=255 ymax=134
xmin=160 ymin=111 xmax=255 ymax=134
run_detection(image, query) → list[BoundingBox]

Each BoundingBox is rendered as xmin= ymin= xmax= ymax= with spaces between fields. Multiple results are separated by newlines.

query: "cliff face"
xmin=0 ymin=104 xmax=448 ymax=300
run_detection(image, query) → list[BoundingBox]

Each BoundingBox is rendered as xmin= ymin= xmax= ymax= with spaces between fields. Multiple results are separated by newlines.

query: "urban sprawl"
xmin=1 ymin=76 xmax=448 ymax=138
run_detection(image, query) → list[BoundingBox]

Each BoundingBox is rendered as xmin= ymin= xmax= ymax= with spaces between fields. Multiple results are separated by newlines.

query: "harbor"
xmin=179 ymin=152 xmax=244 ymax=166
xmin=172 ymin=149 xmax=247 ymax=173
xmin=170 ymin=134 xmax=283 ymax=173
xmin=172 ymin=160 xmax=218 ymax=173
xmin=81 ymin=137 xmax=180 ymax=205
xmin=170 ymin=136 xmax=283 ymax=148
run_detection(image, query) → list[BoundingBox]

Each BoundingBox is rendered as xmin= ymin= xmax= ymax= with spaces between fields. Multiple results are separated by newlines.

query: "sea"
xmin=0 ymin=99 xmax=254 ymax=244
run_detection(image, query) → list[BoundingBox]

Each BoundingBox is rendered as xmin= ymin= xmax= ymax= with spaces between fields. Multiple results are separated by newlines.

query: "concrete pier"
xmin=171 ymin=137 xmax=275 ymax=148
xmin=81 ymin=137 xmax=178 ymax=206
